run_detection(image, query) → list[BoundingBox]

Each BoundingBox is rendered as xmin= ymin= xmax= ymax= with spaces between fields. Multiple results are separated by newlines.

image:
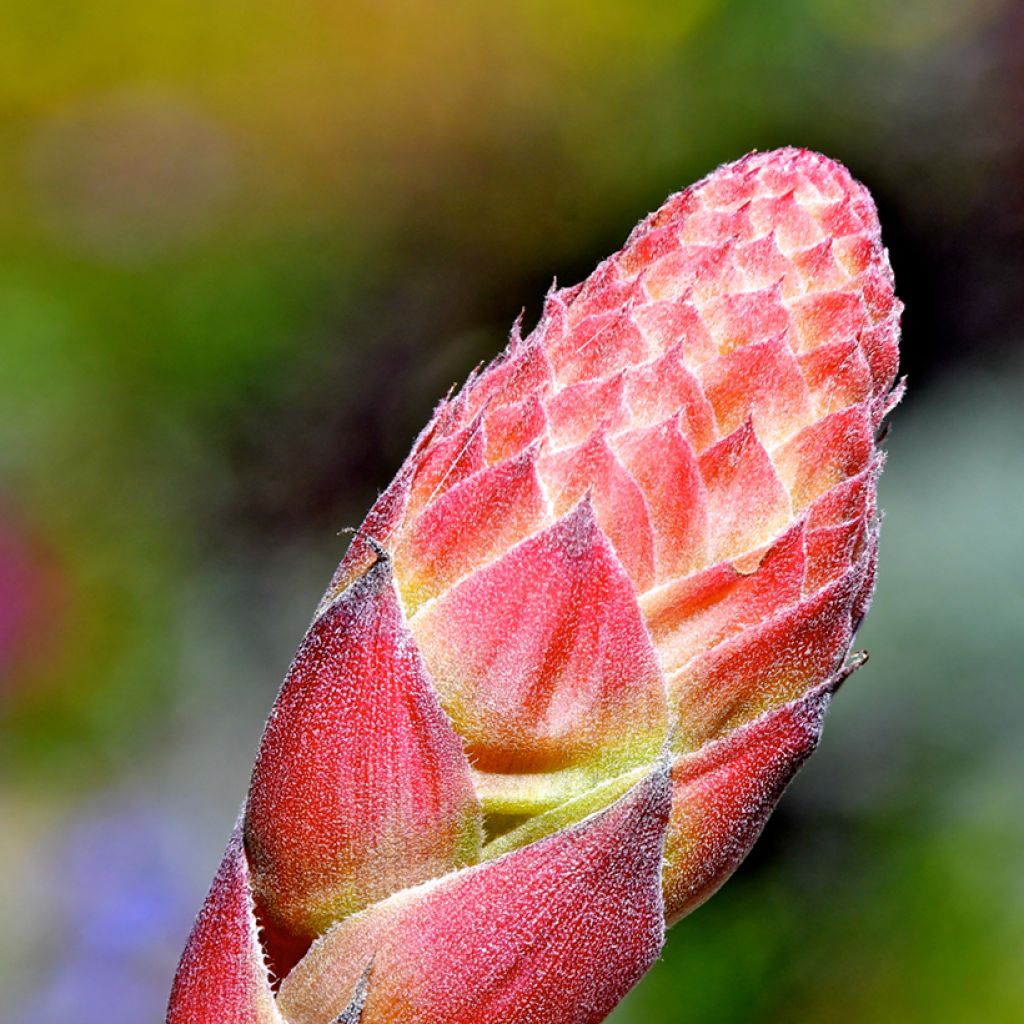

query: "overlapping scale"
xmin=662 ymin=672 xmax=855 ymax=924
xmin=538 ymin=432 xmax=657 ymax=590
xmin=276 ymin=763 xmax=671 ymax=1024
xmin=697 ymin=333 xmax=814 ymax=446
xmin=612 ymin=417 xmax=709 ymax=580
xmin=641 ymin=523 xmax=806 ymax=677
xmin=668 ymin=552 xmax=871 ymax=751
xmin=166 ymin=829 xmax=283 ymax=1024
xmin=394 ymin=447 xmax=548 ymax=607
xmin=245 ymin=559 xmax=482 ymax=943
xmin=412 ymin=500 xmax=668 ymax=815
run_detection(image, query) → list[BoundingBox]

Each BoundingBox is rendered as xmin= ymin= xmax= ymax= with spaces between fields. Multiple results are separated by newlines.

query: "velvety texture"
xmin=169 ymin=148 xmax=901 ymax=1024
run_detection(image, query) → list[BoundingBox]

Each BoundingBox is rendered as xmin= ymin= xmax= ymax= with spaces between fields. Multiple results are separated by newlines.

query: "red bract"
xmin=168 ymin=148 xmax=902 ymax=1024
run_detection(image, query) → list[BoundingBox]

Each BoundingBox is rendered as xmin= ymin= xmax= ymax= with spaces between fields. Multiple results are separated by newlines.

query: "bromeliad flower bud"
xmin=169 ymin=148 xmax=902 ymax=1024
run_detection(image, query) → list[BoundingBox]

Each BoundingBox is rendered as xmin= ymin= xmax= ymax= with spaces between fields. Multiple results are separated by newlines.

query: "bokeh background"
xmin=2 ymin=2 xmax=1022 ymax=1021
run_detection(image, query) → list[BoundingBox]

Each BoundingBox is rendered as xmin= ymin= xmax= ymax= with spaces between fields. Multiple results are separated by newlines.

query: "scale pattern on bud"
xmin=169 ymin=148 xmax=902 ymax=1024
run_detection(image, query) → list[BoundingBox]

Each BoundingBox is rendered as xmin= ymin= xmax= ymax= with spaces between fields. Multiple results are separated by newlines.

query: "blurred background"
xmin=1 ymin=1 xmax=1022 ymax=1021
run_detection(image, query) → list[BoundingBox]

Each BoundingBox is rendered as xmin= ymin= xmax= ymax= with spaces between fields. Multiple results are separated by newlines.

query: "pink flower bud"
xmin=169 ymin=148 xmax=901 ymax=1024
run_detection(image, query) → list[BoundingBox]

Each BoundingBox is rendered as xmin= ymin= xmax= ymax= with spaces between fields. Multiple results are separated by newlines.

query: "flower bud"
xmin=169 ymin=148 xmax=901 ymax=1024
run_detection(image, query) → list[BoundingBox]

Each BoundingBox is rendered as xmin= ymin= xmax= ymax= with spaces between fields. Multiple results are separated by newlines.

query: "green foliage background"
xmin=1 ymin=2 xmax=1021 ymax=1020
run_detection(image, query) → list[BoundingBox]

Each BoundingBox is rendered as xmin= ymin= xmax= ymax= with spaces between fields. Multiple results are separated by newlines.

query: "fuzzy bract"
xmin=168 ymin=148 xmax=902 ymax=1024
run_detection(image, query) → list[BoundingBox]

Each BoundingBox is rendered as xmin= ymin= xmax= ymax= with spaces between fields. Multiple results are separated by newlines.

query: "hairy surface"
xmin=168 ymin=149 xmax=901 ymax=1024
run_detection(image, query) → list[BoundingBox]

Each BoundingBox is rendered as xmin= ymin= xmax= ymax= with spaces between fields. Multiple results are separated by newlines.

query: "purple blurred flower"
xmin=10 ymin=798 xmax=198 ymax=1024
